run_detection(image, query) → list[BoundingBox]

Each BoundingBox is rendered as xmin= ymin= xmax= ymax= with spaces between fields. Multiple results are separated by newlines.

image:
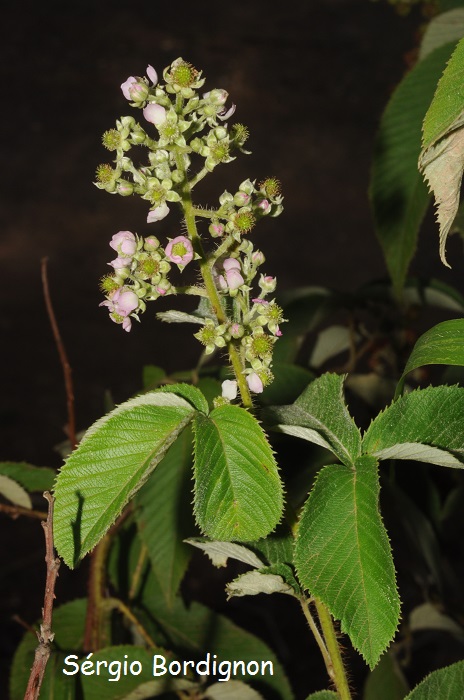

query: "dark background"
xmin=2 ymin=1 xmax=462 ymax=697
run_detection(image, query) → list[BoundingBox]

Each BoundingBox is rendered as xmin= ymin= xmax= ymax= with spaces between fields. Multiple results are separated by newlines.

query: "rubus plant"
xmin=5 ymin=5 xmax=464 ymax=697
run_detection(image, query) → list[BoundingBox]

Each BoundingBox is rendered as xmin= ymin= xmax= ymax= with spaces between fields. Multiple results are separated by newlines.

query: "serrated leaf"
xmin=54 ymin=391 xmax=196 ymax=567
xmin=398 ymin=319 xmax=464 ymax=393
xmin=227 ymin=565 xmax=298 ymax=599
xmin=404 ymin=660 xmax=464 ymax=699
xmin=158 ymin=383 xmax=209 ymax=414
xmin=369 ymin=43 xmax=455 ymax=295
xmin=264 ymin=373 xmax=361 ymax=467
xmin=135 ymin=427 xmax=196 ymax=608
xmin=0 ymin=475 xmax=31 ymax=508
xmin=0 ymin=461 xmax=55 ymax=492
xmin=364 ymin=385 xmax=464 ymax=468
xmin=419 ymin=38 xmax=464 ymax=265
xmin=193 ymin=405 xmax=283 ymax=541
xmin=185 ymin=539 xmax=264 ymax=568
xmin=363 ymin=650 xmax=409 ymax=700
xmin=294 ymin=456 xmax=400 ymax=668
xmin=419 ymin=9 xmax=464 ymax=60
xmin=304 ymin=692 xmax=338 ymax=700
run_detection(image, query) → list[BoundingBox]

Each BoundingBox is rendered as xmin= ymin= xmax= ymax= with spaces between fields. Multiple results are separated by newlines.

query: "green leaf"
xmin=193 ymin=405 xmax=283 ymax=540
xmin=0 ymin=461 xmax=55 ymax=492
xmin=246 ymin=525 xmax=295 ymax=567
xmin=398 ymin=319 xmax=464 ymax=393
xmin=363 ymin=385 xmax=464 ymax=468
xmin=404 ymin=660 xmax=464 ymax=699
xmin=54 ymin=391 xmax=196 ymax=567
xmin=264 ymin=373 xmax=361 ymax=467
xmin=0 ymin=475 xmax=31 ymax=508
xmin=419 ymin=9 xmax=464 ymax=60
xmin=294 ymin=456 xmax=400 ymax=668
xmin=304 ymin=692 xmax=338 ymax=700
xmin=80 ymin=645 xmax=195 ymax=699
xmin=157 ymin=382 xmax=209 ymax=414
xmin=363 ymin=650 xmax=409 ymax=700
xmin=419 ymin=38 xmax=464 ymax=265
xmin=135 ymin=427 xmax=196 ymax=608
xmin=9 ymin=599 xmax=87 ymax=700
xmin=369 ymin=43 xmax=455 ymax=294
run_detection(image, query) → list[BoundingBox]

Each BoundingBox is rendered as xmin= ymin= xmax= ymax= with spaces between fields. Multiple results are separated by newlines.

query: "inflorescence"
xmin=97 ymin=58 xmax=284 ymax=397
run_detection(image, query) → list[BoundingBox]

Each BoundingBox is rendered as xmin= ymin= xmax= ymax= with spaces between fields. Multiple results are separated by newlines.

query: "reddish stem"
xmin=41 ymin=257 xmax=77 ymax=449
xmin=23 ymin=492 xmax=61 ymax=700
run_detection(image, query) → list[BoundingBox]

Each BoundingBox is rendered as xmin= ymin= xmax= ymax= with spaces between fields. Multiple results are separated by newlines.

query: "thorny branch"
xmin=24 ymin=492 xmax=61 ymax=700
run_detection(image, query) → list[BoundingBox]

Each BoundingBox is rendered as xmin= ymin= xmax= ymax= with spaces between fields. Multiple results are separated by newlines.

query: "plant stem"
xmin=314 ymin=597 xmax=351 ymax=700
xmin=176 ymin=154 xmax=253 ymax=409
xmin=24 ymin=493 xmax=61 ymax=700
xmin=299 ymin=596 xmax=331 ymax=670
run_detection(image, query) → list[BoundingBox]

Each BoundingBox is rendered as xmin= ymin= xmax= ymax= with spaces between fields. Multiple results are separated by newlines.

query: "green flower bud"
xmin=116 ymin=180 xmax=134 ymax=196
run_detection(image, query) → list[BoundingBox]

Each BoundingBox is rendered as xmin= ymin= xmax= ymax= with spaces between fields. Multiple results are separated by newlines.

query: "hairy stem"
xmin=314 ymin=597 xmax=351 ymax=700
xmin=176 ymin=153 xmax=253 ymax=409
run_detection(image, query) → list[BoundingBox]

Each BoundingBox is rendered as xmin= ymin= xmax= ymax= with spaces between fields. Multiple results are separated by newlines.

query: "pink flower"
xmin=143 ymin=103 xmax=167 ymax=126
xmin=100 ymin=287 xmax=139 ymax=331
xmin=110 ymin=230 xmax=137 ymax=256
xmin=146 ymin=65 xmax=158 ymax=85
xmin=121 ymin=76 xmax=137 ymax=100
xmin=246 ymin=373 xmax=264 ymax=394
xmin=275 ymin=326 xmax=282 ymax=337
xmin=113 ymin=288 xmax=139 ymax=316
xmin=109 ymin=256 xmax=131 ymax=270
xmin=147 ymin=203 xmax=169 ymax=223
xmin=165 ymin=236 xmax=194 ymax=266
xmin=121 ymin=77 xmax=148 ymax=102
xmin=219 ymin=258 xmax=244 ymax=291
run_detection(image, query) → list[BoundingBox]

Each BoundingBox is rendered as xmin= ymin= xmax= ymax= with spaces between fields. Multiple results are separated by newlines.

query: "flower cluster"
xmin=100 ymin=231 xmax=195 ymax=331
xmin=97 ymin=58 xmax=284 ymax=397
